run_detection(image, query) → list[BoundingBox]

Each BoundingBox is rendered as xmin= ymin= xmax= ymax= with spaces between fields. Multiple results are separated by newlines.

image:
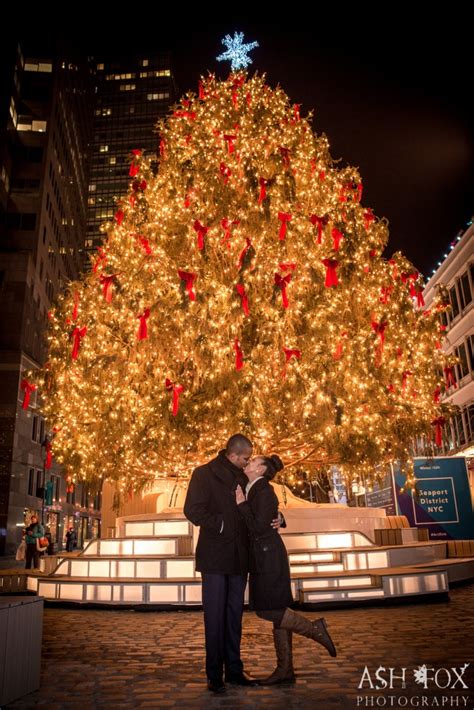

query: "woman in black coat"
xmin=235 ymin=454 xmax=337 ymax=685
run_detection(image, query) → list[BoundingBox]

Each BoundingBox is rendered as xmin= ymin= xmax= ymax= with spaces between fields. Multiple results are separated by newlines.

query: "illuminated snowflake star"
xmin=216 ymin=32 xmax=259 ymax=71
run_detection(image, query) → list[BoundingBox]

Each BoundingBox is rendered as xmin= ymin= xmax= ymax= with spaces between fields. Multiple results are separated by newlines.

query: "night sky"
xmin=12 ymin=14 xmax=474 ymax=279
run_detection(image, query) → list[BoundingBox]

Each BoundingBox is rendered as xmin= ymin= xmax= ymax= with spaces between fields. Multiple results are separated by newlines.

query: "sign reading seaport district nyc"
xmin=366 ymin=457 xmax=474 ymax=541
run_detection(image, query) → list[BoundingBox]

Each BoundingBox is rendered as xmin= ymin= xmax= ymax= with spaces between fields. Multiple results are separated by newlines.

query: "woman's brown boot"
xmin=279 ymin=609 xmax=337 ymax=657
xmin=258 ymin=628 xmax=296 ymax=685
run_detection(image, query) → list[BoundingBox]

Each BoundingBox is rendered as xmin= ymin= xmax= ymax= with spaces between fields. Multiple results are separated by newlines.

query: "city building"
xmin=84 ymin=51 xmax=177 ymax=266
xmin=0 ymin=40 xmax=100 ymax=555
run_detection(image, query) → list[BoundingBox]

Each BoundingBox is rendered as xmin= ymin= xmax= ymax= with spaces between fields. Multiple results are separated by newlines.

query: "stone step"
xmin=287 ymin=550 xmax=342 ymax=563
xmin=289 ymin=561 xmax=345 ymax=574
xmin=123 ymin=519 xmax=193 ymax=538
xmin=51 ymin=556 xmax=199 ymax=579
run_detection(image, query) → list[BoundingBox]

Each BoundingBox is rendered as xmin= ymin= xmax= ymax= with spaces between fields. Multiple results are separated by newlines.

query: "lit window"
xmin=97 ymin=63 xmax=104 ymax=70
xmin=24 ymin=62 xmax=38 ymax=72
xmin=99 ymin=145 xmax=109 ymax=153
xmin=89 ymin=184 xmax=97 ymax=192
xmin=39 ymin=63 xmax=53 ymax=72
xmin=102 ymin=108 xmax=112 ymax=116
xmin=119 ymin=84 xmax=136 ymax=91
xmin=156 ymin=69 xmax=171 ymax=77
xmin=110 ymin=157 xmax=116 ymax=164
xmin=142 ymin=59 xmax=149 ymax=67
xmin=32 ymin=120 xmax=47 ymax=132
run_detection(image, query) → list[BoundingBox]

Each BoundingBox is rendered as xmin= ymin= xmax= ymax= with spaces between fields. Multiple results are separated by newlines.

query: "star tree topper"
xmin=216 ymin=32 xmax=259 ymax=71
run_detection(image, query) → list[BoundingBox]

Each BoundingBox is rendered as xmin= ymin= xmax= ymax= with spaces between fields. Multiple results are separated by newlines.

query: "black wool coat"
xmin=184 ymin=449 xmax=250 ymax=576
xmin=237 ymin=477 xmax=293 ymax=611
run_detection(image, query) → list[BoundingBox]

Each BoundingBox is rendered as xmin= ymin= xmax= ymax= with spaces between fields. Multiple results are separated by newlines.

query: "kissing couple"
xmin=184 ymin=433 xmax=337 ymax=693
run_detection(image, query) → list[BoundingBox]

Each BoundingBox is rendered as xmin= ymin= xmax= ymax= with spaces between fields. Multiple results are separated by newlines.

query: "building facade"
xmin=0 ymin=41 xmax=100 ymax=555
xmin=84 ymin=52 xmax=176 ymax=266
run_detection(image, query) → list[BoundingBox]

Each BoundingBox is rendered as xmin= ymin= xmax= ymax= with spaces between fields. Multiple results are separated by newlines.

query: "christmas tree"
xmin=26 ymin=68 xmax=457 ymax=502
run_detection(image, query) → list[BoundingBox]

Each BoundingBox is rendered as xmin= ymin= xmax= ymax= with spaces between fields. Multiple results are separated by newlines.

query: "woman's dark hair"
xmin=261 ymin=454 xmax=284 ymax=481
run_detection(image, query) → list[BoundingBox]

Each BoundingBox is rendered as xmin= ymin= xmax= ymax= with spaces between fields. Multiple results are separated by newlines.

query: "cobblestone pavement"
xmin=6 ymin=583 xmax=474 ymax=709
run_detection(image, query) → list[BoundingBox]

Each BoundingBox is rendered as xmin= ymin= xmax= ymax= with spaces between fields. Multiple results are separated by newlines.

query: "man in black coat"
xmin=184 ymin=433 xmax=280 ymax=693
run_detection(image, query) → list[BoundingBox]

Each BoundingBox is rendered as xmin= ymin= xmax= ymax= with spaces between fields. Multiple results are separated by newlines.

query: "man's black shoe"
xmin=225 ymin=672 xmax=259 ymax=686
xmin=207 ymin=679 xmax=226 ymax=693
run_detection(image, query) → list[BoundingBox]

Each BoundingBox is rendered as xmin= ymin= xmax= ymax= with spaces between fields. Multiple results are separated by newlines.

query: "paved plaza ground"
xmin=6 ymin=582 xmax=474 ymax=709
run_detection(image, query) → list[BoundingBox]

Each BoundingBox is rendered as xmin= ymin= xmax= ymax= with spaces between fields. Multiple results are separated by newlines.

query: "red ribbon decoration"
xmin=165 ymin=378 xmax=184 ymax=416
xmin=431 ymin=416 xmax=446 ymax=447
xmin=129 ymin=163 xmax=139 ymax=178
xmin=45 ymin=440 xmax=52 ymax=470
xmin=332 ymin=227 xmax=343 ymax=251
xmin=199 ymin=81 xmax=206 ymax=99
xmin=220 ymin=162 xmax=232 ymax=184
xmin=279 ymin=146 xmax=290 ymax=167
xmin=99 ymin=274 xmax=117 ymax=303
xmin=115 ymin=209 xmax=124 ymax=225
xmin=224 ymin=134 xmax=237 ymax=154
xmin=72 ymin=291 xmax=80 ymax=321
xmin=193 ymin=220 xmax=209 ymax=251
xmin=137 ymin=309 xmax=150 ymax=340
xmin=178 ymin=270 xmax=197 ymax=301
xmin=293 ymin=104 xmax=301 ymax=121
xmin=371 ymin=320 xmax=387 ymax=363
xmin=71 ymin=326 xmax=87 ymax=360
xmin=278 ymin=212 xmax=292 ymax=241
xmin=258 ymin=177 xmax=269 ymax=204
xmin=220 ymin=218 xmax=240 ymax=248
xmin=321 ymin=258 xmax=339 ymax=287
xmin=234 ymin=338 xmax=244 ymax=371
xmin=136 ymin=235 xmax=152 ymax=255
xmin=279 ymin=262 xmax=297 ymax=273
xmin=275 ymin=273 xmax=292 ymax=308
xmin=433 ymin=385 xmax=441 ymax=403
xmin=443 ymin=366 xmax=457 ymax=389
xmin=20 ymin=379 xmax=37 ymax=410
xmin=173 ymin=110 xmax=196 ymax=120
xmin=416 ymin=289 xmax=425 ymax=308
xmin=237 ymin=237 xmax=253 ymax=270
xmin=282 ymin=348 xmax=301 ymax=379
xmin=364 ymin=209 xmax=375 ymax=230
xmin=357 ymin=183 xmax=363 ymax=202
xmin=333 ymin=331 xmax=348 ymax=360
xmin=93 ymin=247 xmax=107 ymax=273
xmin=380 ymin=286 xmax=393 ymax=304
xmin=159 ymin=139 xmax=166 ymax=160
xmin=309 ymin=214 xmax=328 ymax=244
xmin=235 ymin=284 xmax=249 ymax=316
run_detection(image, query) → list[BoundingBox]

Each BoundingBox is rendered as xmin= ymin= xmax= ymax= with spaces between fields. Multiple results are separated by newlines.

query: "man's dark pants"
xmin=202 ymin=572 xmax=247 ymax=682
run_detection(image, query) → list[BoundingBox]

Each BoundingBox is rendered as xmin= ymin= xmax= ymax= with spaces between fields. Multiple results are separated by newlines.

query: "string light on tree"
xmin=26 ymin=66 xmax=458 ymax=505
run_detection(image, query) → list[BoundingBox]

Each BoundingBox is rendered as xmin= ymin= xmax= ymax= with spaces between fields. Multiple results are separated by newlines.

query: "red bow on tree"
xmin=224 ymin=135 xmax=237 ymax=154
xmin=234 ymin=338 xmax=244 ymax=371
xmin=178 ymin=271 xmax=197 ymax=301
xmin=274 ymin=273 xmax=292 ymax=308
xmin=431 ymin=416 xmax=446 ymax=447
xmin=321 ymin=258 xmax=339 ymax=287
xmin=71 ymin=326 xmax=87 ymax=360
xmin=220 ymin=218 xmax=240 ymax=248
xmin=20 ymin=378 xmax=37 ymax=410
xmin=278 ymin=212 xmax=292 ymax=241
xmin=309 ymin=214 xmax=328 ymax=244
xmin=193 ymin=220 xmax=209 ymax=251
xmin=136 ymin=235 xmax=152 ymax=255
xmin=282 ymin=348 xmax=301 ymax=378
xmin=115 ymin=209 xmax=124 ymax=226
xmin=364 ymin=209 xmax=375 ymax=230
xmin=235 ymin=284 xmax=249 ymax=316
xmin=220 ymin=162 xmax=232 ymax=184
xmin=332 ymin=227 xmax=343 ymax=251
xmin=443 ymin=365 xmax=457 ymax=389
xmin=137 ymin=309 xmax=150 ymax=340
xmin=165 ymin=378 xmax=184 ymax=416
xmin=93 ymin=247 xmax=107 ymax=273
xmin=99 ymin=274 xmax=117 ymax=303
xmin=258 ymin=177 xmax=269 ymax=204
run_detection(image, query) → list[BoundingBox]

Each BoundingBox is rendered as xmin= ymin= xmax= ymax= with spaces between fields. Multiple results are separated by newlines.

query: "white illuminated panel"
xmin=60 ymin=584 xmax=84 ymax=601
xmin=165 ymin=560 xmax=195 ymax=578
xmin=149 ymin=584 xmax=180 ymax=602
xmin=154 ymin=521 xmax=190 ymax=536
xmin=36 ymin=581 xmax=55 ymax=596
xmin=86 ymin=584 xmax=112 ymax=601
xmin=70 ymin=560 xmax=90 ymax=577
xmin=344 ymin=551 xmax=389 ymax=570
xmin=300 ymin=575 xmax=373 ymax=589
xmin=135 ymin=539 xmax=177 ymax=555
xmin=184 ymin=585 xmax=202 ymax=603
xmin=289 ymin=552 xmax=335 ymax=563
xmin=124 ymin=522 xmax=154 ymax=536
xmin=384 ymin=573 xmax=447 ymax=596
xmin=27 ymin=577 xmax=39 ymax=592
xmin=303 ymin=588 xmax=384 ymax=602
xmin=122 ymin=585 xmax=145 ymax=602
xmin=136 ymin=560 xmax=160 ymax=577
xmin=317 ymin=532 xmax=353 ymax=549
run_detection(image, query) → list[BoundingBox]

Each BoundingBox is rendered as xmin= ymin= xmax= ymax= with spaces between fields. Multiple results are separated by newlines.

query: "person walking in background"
xmin=65 ymin=527 xmax=77 ymax=552
xmin=236 ymin=454 xmax=337 ymax=685
xmin=24 ymin=515 xmax=45 ymax=570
